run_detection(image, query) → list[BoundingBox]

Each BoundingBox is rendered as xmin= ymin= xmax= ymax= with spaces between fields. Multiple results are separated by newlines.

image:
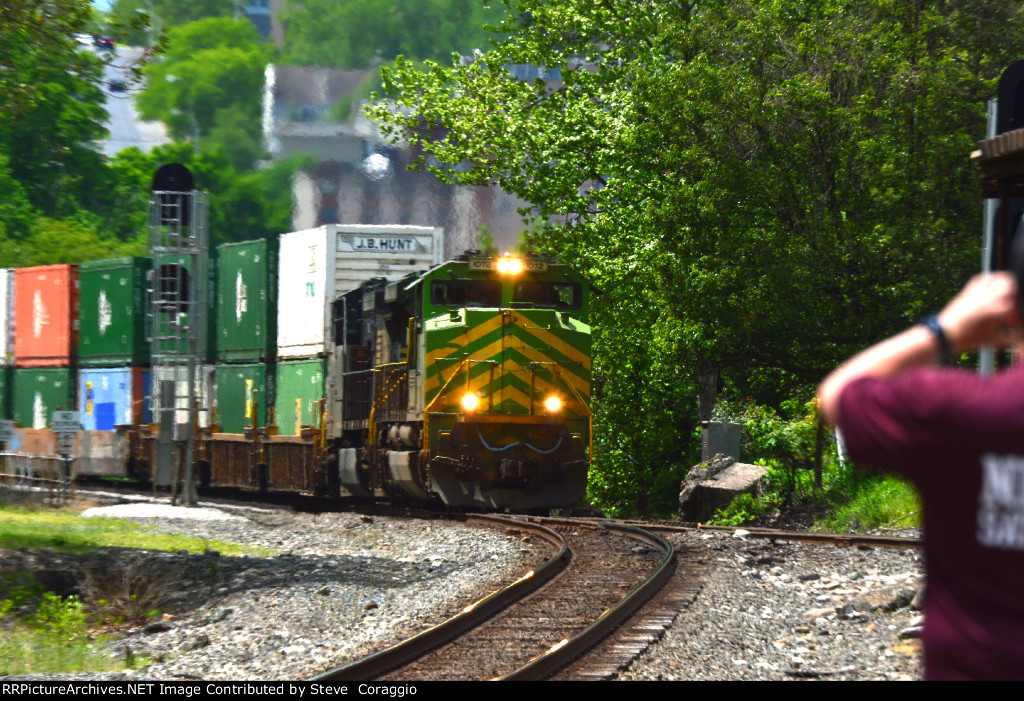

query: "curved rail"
xmin=499 ymin=523 xmax=674 ymax=680
xmin=311 ymin=515 xmax=568 ymax=681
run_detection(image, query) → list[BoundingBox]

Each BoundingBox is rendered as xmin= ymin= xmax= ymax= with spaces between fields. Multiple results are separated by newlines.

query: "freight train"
xmin=0 ymin=226 xmax=593 ymax=511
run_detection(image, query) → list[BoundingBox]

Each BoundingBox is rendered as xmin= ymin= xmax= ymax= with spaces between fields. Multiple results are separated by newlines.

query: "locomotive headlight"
xmin=496 ymin=256 xmax=524 ymax=275
xmin=543 ymin=395 xmax=562 ymax=413
xmin=461 ymin=393 xmax=480 ymax=412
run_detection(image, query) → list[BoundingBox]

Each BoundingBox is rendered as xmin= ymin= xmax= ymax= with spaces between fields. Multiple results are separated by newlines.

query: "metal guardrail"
xmin=0 ymin=451 xmax=74 ymax=502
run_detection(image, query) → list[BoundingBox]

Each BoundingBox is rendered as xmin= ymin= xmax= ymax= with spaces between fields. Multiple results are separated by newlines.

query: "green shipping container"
xmin=13 ymin=368 xmax=76 ymax=429
xmin=215 ymin=362 xmax=275 ymax=434
xmin=78 ymin=257 xmax=150 ymax=367
xmin=275 ymin=358 xmax=325 ymax=436
xmin=150 ymin=249 xmax=217 ymax=361
xmin=216 ymin=239 xmax=277 ymax=362
xmin=0 ymin=367 xmax=12 ymax=420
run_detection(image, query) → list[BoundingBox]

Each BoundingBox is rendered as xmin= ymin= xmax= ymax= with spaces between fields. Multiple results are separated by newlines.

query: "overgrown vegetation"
xmin=0 ymin=591 xmax=135 ymax=676
xmin=706 ymin=399 xmax=922 ymax=531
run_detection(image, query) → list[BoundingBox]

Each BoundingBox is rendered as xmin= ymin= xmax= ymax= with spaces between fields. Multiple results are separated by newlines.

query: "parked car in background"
xmin=94 ymin=36 xmax=115 ymax=50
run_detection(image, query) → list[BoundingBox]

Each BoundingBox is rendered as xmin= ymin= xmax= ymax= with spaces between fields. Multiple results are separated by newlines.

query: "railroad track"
xmin=313 ymin=516 xmax=679 ymax=681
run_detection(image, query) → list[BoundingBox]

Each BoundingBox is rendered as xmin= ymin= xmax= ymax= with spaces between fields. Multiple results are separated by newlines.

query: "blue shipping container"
xmin=78 ymin=367 xmax=151 ymax=430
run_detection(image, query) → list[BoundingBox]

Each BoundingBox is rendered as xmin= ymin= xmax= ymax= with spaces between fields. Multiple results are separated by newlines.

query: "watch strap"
xmin=921 ymin=314 xmax=951 ymax=364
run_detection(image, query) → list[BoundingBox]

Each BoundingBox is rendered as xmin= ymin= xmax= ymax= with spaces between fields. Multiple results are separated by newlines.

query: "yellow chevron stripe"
xmin=516 ymin=323 xmax=591 ymax=369
xmin=424 ymin=316 xmax=505 ymax=372
xmin=425 ymin=344 xmax=591 ymax=396
xmin=431 ymin=360 xmax=589 ymax=406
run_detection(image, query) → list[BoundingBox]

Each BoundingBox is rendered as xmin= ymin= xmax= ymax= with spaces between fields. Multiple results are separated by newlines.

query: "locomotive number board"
xmin=469 ymin=258 xmax=548 ymax=272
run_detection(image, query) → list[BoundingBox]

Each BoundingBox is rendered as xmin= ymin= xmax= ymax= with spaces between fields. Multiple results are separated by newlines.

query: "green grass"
xmin=0 ymin=500 xmax=276 ymax=675
xmin=818 ymin=474 xmax=921 ymax=532
xmin=708 ymin=462 xmax=922 ymax=532
xmin=0 ymin=593 xmax=141 ymax=676
xmin=0 ymin=503 xmax=274 ymax=556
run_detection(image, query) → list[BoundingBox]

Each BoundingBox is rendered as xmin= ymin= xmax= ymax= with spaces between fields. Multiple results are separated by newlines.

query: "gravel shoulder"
xmin=619 ymin=529 xmax=925 ymax=681
xmin=1 ymin=496 xmax=548 ymax=680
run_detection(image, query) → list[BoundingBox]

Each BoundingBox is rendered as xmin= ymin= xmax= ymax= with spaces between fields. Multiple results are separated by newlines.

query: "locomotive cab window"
xmin=512 ymin=281 xmax=582 ymax=310
xmin=430 ymin=279 xmax=501 ymax=308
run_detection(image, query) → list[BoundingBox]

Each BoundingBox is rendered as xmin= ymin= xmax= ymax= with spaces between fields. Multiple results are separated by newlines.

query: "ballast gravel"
xmin=7 ymin=498 xmax=544 ymax=681
xmin=4 ymin=496 xmax=926 ymax=681
xmin=618 ymin=528 xmax=925 ymax=681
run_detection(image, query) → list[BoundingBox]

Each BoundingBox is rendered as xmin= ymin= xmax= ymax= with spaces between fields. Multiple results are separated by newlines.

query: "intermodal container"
xmin=78 ymin=367 xmax=151 ymax=430
xmin=14 ymin=265 xmax=79 ymax=367
xmin=0 ymin=269 xmax=13 ymax=367
xmin=275 ymin=358 xmax=325 ymax=436
xmin=215 ymin=239 xmax=277 ymax=362
xmin=214 ymin=362 xmax=275 ymax=433
xmin=0 ymin=366 xmax=12 ymax=420
xmin=149 ymin=250 xmax=217 ymax=362
xmin=78 ymin=258 xmax=150 ymax=367
xmin=150 ymin=364 xmax=215 ymax=428
xmin=276 ymin=225 xmax=443 ymax=358
xmin=13 ymin=367 xmax=76 ymax=429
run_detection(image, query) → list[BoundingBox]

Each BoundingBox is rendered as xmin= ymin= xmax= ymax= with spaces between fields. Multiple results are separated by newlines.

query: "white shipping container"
xmin=0 ymin=270 xmax=11 ymax=367
xmin=150 ymin=364 xmax=215 ymax=428
xmin=277 ymin=224 xmax=443 ymax=358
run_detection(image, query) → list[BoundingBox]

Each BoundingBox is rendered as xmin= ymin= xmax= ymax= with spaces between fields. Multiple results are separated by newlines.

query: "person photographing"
xmin=818 ymin=253 xmax=1024 ymax=679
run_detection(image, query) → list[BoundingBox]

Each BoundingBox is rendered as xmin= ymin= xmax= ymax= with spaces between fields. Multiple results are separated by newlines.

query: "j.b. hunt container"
xmin=78 ymin=258 xmax=150 ymax=367
xmin=276 ymin=225 xmax=443 ymax=359
xmin=214 ymin=362 xmax=275 ymax=434
xmin=275 ymin=358 xmax=325 ymax=436
xmin=215 ymin=239 xmax=277 ymax=362
xmin=14 ymin=265 xmax=79 ymax=367
xmin=78 ymin=367 xmax=152 ymax=430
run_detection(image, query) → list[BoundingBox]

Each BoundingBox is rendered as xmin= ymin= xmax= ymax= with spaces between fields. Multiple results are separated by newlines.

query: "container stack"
xmin=274 ymin=225 xmax=442 ymax=436
xmin=0 ymin=269 xmax=13 ymax=421
xmin=12 ymin=265 xmax=79 ymax=433
xmin=149 ymin=250 xmax=217 ymax=430
xmin=214 ymin=239 xmax=277 ymax=434
xmin=77 ymin=258 xmax=152 ymax=431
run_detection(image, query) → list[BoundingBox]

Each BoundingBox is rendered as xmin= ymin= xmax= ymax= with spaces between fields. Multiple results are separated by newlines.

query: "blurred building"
xmin=262 ymin=64 xmax=527 ymax=257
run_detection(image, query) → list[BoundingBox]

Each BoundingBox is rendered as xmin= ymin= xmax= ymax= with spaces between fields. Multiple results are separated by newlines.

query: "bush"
xmin=707 ymin=397 xmax=921 ymax=531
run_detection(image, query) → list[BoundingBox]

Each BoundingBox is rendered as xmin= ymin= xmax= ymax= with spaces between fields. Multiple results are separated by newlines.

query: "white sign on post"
xmin=51 ymin=411 xmax=81 ymax=433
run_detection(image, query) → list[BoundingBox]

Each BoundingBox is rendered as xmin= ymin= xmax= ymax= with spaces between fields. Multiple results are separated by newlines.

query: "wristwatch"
xmin=920 ymin=314 xmax=951 ymax=364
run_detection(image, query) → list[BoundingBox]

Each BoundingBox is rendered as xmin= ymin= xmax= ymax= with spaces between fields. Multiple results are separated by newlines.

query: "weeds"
xmin=79 ymin=554 xmax=187 ymax=625
xmin=0 ymin=590 xmax=133 ymax=676
xmin=708 ymin=399 xmax=922 ymax=531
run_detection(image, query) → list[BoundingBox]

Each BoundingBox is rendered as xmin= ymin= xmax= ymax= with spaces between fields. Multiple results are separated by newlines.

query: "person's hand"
xmin=938 ymin=272 xmax=1022 ymax=352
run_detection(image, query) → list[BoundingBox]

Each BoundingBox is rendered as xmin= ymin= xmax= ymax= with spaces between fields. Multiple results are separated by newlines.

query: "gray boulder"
xmin=678 ymin=454 xmax=769 ymax=523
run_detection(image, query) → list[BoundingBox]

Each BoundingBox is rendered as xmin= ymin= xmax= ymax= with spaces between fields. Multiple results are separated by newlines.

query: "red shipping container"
xmin=14 ymin=265 xmax=79 ymax=367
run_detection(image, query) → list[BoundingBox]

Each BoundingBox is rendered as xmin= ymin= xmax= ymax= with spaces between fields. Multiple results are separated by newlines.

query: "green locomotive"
xmin=325 ymin=253 xmax=593 ymax=509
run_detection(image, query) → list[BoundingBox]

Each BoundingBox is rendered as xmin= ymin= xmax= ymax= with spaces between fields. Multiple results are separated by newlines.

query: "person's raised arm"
xmin=818 ymin=272 xmax=1021 ymax=425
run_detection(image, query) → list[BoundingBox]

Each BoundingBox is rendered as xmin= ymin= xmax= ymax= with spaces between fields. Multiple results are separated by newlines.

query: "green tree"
xmin=280 ymin=0 xmax=506 ymax=69
xmin=136 ymin=17 xmax=272 ymax=169
xmin=0 ymin=1 xmax=110 ymax=217
xmin=369 ymin=0 xmax=1024 ymax=515
xmin=107 ymin=0 xmax=233 ymax=45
